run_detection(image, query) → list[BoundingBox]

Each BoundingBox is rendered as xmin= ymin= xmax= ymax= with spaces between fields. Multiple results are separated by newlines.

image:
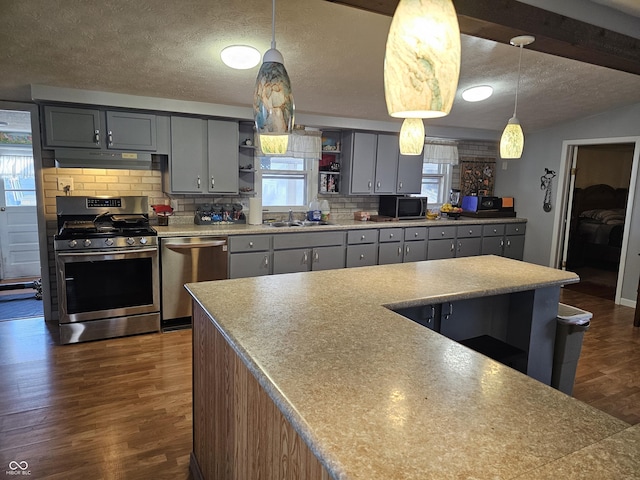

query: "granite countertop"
xmin=186 ymin=256 xmax=638 ymax=479
xmin=155 ymin=216 xmax=526 ymax=237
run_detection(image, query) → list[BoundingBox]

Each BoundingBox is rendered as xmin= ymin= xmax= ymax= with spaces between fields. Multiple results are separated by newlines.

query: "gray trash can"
xmin=551 ymin=303 xmax=591 ymax=395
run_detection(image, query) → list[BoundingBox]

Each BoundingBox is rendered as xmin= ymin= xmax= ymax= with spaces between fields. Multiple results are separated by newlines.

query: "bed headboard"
xmin=572 ymin=184 xmax=628 ymax=217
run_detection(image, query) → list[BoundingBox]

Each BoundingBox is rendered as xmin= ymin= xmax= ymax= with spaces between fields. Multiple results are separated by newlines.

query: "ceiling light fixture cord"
xmin=271 ymin=0 xmax=276 ymax=50
xmin=513 ymin=42 xmax=525 ymax=117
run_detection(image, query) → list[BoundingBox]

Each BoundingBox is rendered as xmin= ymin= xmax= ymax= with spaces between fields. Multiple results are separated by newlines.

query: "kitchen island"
xmin=186 ymin=256 xmax=638 ymax=480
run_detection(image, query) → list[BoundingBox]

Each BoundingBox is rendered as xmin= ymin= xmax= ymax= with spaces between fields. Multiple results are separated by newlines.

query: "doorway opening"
xmin=0 ymin=109 xmax=43 ymax=321
xmin=553 ymin=137 xmax=639 ymax=305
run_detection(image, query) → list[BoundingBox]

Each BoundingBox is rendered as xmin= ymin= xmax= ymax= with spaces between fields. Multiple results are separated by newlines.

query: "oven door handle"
xmin=56 ymin=247 xmax=159 ymax=258
xmin=164 ymin=240 xmax=227 ymax=249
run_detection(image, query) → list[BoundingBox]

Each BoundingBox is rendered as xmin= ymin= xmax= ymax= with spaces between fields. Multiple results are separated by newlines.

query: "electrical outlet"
xmin=57 ymin=177 xmax=74 ymax=191
xmin=170 ymin=199 xmax=179 ymax=211
xmin=502 ymin=161 xmax=508 ymax=170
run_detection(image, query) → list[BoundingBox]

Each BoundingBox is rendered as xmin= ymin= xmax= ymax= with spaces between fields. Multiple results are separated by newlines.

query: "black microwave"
xmin=379 ymin=196 xmax=427 ymax=219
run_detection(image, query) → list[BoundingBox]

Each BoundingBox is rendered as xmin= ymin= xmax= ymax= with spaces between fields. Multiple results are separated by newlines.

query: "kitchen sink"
xmin=269 ymin=221 xmax=334 ymax=227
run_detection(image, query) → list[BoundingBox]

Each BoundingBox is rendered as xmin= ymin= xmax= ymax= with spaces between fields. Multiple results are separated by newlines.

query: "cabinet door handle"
xmin=377 ymin=181 xmax=381 ymax=188
xmin=405 ymin=245 xmax=410 ymax=255
xmin=263 ymin=255 xmax=269 ymax=266
xmin=450 ymin=242 xmax=455 ymax=252
xmin=94 ymin=130 xmax=100 ymax=144
xmin=211 ymin=176 xmax=215 ymax=188
xmin=469 ymin=229 xmax=473 ymax=235
xmin=361 ymin=235 xmax=366 ymax=241
xmin=414 ymin=232 xmax=419 ymax=237
xmin=443 ymin=302 xmax=453 ymax=320
xmin=399 ymin=181 xmax=403 ymax=190
xmin=389 ymin=233 xmax=394 ymax=238
xmin=368 ymin=181 xmax=372 ymax=189
xmin=314 ymin=251 xmax=319 ymax=262
xmin=500 ymin=240 xmax=504 ymax=247
xmin=493 ymin=228 xmax=498 ymax=234
xmin=197 ymin=176 xmax=201 ymax=188
xmin=398 ymin=246 xmax=402 ymax=256
xmin=248 ymin=241 xmax=254 ymax=248
xmin=507 ymin=240 xmax=511 ymax=247
xmin=441 ymin=231 xmax=445 ymax=236
xmin=426 ymin=305 xmax=436 ymax=324
xmin=107 ymin=130 xmax=113 ymax=146
xmin=359 ymin=254 xmax=365 ymax=260
xmin=457 ymin=241 xmax=462 ymax=252
xmin=303 ymin=251 xmax=309 ymax=264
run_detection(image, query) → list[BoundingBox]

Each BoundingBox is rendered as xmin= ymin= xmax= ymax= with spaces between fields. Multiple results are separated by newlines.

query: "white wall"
xmin=494 ymin=101 xmax=640 ymax=305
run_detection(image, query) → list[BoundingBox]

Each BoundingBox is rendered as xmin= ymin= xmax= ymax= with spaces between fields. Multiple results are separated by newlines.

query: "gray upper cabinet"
xmin=342 ymin=131 xmax=422 ymax=195
xmin=208 ymin=120 xmax=239 ymax=194
xmin=43 ymin=106 xmax=158 ymax=151
xmin=343 ymin=132 xmax=377 ymax=194
xmin=396 ymin=153 xmax=424 ymax=194
xmin=167 ymin=116 xmax=238 ymax=194
xmin=373 ymin=134 xmax=398 ymax=194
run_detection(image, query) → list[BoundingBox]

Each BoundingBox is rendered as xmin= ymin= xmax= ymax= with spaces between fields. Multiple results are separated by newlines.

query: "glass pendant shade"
xmin=399 ymin=118 xmax=425 ymax=155
xmin=384 ymin=0 xmax=461 ymax=118
xmin=253 ymin=0 xmax=294 ymax=149
xmin=259 ymin=134 xmax=289 ymax=155
xmin=500 ymin=116 xmax=524 ymax=159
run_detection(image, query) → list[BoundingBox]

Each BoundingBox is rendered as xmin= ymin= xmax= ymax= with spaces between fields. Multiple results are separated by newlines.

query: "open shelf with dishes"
xmin=319 ymin=130 xmax=342 ymax=195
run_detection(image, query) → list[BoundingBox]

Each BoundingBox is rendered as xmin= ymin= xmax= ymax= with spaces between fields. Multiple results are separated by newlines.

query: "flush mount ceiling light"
xmin=399 ymin=118 xmax=425 ymax=155
xmin=500 ymin=35 xmax=535 ymax=159
xmin=462 ymin=85 xmax=493 ymax=102
xmin=220 ymin=45 xmax=261 ymax=70
xmin=384 ymin=0 xmax=461 ymax=119
xmin=253 ymin=0 xmax=295 ymax=155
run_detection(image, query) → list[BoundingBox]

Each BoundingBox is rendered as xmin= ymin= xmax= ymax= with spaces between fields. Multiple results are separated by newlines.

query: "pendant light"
xmin=384 ymin=0 xmax=461 ymax=119
xmin=399 ymin=118 xmax=425 ymax=155
xmin=500 ymin=35 xmax=534 ymax=159
xmin=253 ymin=0 xmax=295 ymax=155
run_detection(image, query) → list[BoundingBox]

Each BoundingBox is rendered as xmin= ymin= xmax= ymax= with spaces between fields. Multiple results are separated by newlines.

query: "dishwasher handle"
xmin=164 ymin=239 xmax=227 ymax=249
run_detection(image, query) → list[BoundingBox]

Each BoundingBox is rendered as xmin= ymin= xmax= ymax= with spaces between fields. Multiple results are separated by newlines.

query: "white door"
xmin=0 ymin=141 xmax=40 ymax=280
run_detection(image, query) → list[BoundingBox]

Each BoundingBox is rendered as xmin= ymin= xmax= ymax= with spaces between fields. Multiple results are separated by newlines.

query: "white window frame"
xmin=419 ymin=162 xmax=453 ymax=208
xmin=257 ymin=154 xmax=318 ymax=213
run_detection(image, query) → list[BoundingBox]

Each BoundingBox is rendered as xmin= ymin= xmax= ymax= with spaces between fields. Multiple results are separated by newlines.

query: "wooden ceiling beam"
xmin=324 ymin=0 xmax=640 ymax=75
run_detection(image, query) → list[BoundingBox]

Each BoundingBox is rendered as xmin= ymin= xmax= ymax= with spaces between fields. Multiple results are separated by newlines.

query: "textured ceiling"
xmin=0 ymin=0 xmax=639 ymax=136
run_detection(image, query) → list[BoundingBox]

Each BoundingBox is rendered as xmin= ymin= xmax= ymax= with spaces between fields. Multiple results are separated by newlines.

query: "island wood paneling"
xmin=191 ymin=304 xmax=331 ymax=480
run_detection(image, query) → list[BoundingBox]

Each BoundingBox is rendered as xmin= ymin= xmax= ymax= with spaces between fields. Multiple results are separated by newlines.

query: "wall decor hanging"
xmin=540 ymin=168 xmax=556 ymax=212
xmin=459 ymin=158 xmax=495 ymax=197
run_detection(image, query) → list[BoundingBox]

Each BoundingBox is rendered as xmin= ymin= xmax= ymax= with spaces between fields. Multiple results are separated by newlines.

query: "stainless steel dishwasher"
xmin=160 ymin=236 xmax=228 ymax=330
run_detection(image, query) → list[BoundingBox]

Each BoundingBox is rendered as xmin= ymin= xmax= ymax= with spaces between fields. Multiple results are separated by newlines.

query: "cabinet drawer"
xmin=482 ymin=224 xmax=506 ymax=237
xmin=506 ymin=223 xmax=526 ymax=236
xmin=346 ymin=243 xmax=378 ymax=267
xmin=457 ymin=225 xmax=482 ymax=238
xmin=228 ymin=235 xmax=271 ymax=252
xmin=273 ymin=231 xmax=344 ymax=250
xmin=379 ymin=228 xmax=403 ymax=243
xmin=428 ymin=226 xmax=456 ymax=240
xmin=347 ymin=229 xmax=378 ymax=244
xmin=404 ymin=227 xmax=427 ymax=241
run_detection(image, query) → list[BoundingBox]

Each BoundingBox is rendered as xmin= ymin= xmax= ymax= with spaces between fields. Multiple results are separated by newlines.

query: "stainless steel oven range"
xmin=54 ymin=195 xmax=160 ymax=344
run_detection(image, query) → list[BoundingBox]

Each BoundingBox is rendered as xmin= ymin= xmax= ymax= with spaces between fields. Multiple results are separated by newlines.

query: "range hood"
xmin=54 ymin=148 xmax=152 ymax=170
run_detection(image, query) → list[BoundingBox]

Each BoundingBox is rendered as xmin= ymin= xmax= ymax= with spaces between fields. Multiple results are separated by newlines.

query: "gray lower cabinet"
xmin=480 ymin=223 xmax=526 ymax=260
xmin=456 ymin=225 xmax=482 ymax=258
xmin=504 ymin=223 xmax=526 ymax=259
xmin=378 ymin=227 xmax=404 ymax=265
xmin=167 ymin=116 xmax=238 ymax=194
xmin=43 ymin=105 xmax=158 ymax=151
xmin=403 ymin=227 xmax=427 ymax=262
xmin=346 ymin=229 xmax=378 ymax=267
xmin=229 ymin=235 xmax=271 ymax=278
xmin=427 ymin=226 xmax=456 ymax=260
xmin=272 ymin=231 xmax=345 ymax=274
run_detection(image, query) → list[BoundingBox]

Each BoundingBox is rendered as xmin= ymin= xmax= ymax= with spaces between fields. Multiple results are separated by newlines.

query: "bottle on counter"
xmin=320 ymin=199 xmax=330 ymax=221
xmin=308 ymin=198 xmax=321 ymax=221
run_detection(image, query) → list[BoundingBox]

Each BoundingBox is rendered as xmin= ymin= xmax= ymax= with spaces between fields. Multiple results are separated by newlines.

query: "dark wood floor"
xmin=0 ymin=288 xmax=637 ymax=478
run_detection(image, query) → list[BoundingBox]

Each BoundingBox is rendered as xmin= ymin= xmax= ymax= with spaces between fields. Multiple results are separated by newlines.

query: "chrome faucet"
xmin=288 ymin=209 xmax=294 ymax=222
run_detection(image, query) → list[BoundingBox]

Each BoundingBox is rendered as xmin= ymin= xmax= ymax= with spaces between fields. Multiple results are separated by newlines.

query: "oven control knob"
xmin=105 ymin=238 xmax=114 ymax=247
xmin=68 ymin=239 xmax=78 ymax=248
xmin=126 ymin=237 xmax=135 ymax=246
xmin=140 ymin=237 xmax=148 ymax=245
xmin=83 ymin=239 xmax=92 ymax=248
